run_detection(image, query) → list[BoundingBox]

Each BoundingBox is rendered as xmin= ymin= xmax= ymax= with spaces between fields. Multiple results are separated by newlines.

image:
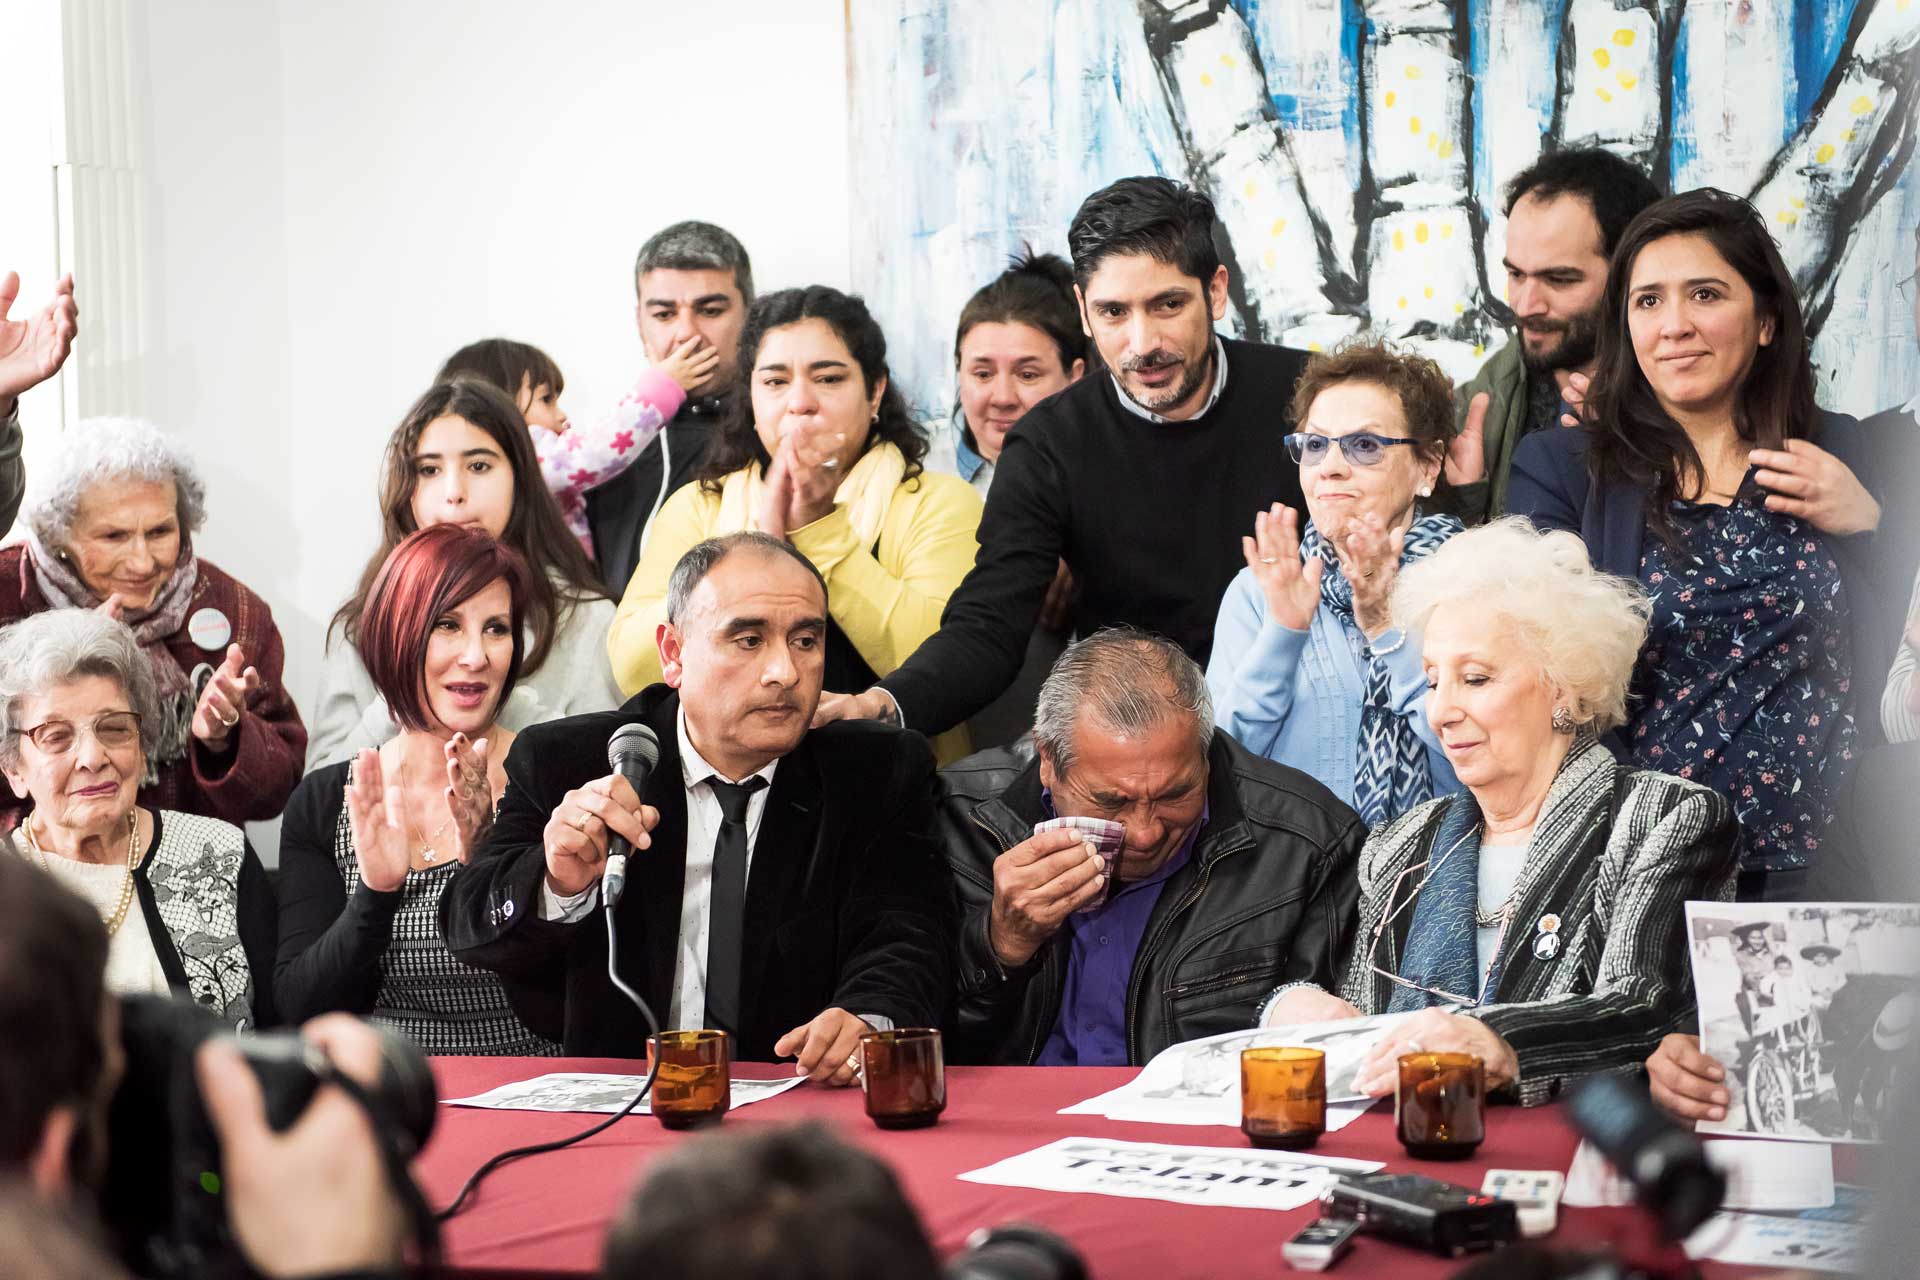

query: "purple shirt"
xmin=1036 ymin=800 xmax=1207 ymax=1066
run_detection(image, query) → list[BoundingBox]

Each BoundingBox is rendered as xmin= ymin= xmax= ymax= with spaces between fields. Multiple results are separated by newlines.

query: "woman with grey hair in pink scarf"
xmin=0 ymin=417 xmax=305 ymax=832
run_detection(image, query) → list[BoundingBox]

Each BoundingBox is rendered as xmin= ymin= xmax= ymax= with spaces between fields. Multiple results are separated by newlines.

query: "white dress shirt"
xmin=541 ymin=710 xmax=777 ymax=1031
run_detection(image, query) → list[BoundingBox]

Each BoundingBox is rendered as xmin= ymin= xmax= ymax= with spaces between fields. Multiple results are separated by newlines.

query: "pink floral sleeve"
xmin=534 ymin=367 xmax=687 ymax=554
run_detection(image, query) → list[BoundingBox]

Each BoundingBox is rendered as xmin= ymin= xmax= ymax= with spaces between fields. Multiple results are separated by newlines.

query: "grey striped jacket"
xmin=1339 ymin=736 xmax=1740 ymax=1105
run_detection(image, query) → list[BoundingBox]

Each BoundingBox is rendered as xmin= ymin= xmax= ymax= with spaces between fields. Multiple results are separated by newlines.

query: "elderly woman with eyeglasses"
xmin=1259 ymin=519 xmax=1739 ymax=1105
xmin=1 ymin=609 xmax=276 ymax=1027
xmin=1207 ymin=341 xmax=1464 ymax=826
xmin=0 ymin=418 xmax=306 ymax=834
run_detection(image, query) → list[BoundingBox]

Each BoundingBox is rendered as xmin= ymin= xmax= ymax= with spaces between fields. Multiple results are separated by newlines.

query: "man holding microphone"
xmin=440 ymin=533 xmax=952 ymax=1082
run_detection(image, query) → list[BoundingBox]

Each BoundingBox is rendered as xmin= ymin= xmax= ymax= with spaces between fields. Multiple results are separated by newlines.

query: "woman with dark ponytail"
xmin=926 ymin=248 xmax=1088 ymax=494
xmin=917 ymin=251 xmax=1089 ymax=746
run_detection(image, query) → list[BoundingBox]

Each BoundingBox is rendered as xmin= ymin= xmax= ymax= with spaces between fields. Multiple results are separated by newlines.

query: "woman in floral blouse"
xmin=1509 ymin=189 xmax=1884 ymax=901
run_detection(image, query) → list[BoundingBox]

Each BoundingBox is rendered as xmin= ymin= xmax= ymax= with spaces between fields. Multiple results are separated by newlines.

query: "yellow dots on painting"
xmin=1438 ymin=140 xmax=1455 ymax=159
xmin=1405 ymin=65 xmax=1422 ymax=80
xmin=1308 ymin=342 xmax=1324 ymax=352
xmin=1410 ymin=115 xmax=1423 ymax=134
xmin=1415 ymin=222 xmax=1431 ymax=244
xmin=1220 ymin=53 xmax=1236 ymax=68
xmin=1200 ymin=73 xmax=1214 ymax=88
xmin=1851 ymin=94 xmax=1874 ymax=114
xmin=1452 ymin=301 xmax=1466 ymax=315
xmin=1270 ymin=217 xmax=1288 ymax=236
xmin=1777 ymin=209 xmax=1800 ymax=227
xmin=1427 ymin=132 xmax=1440 ymax=151
xmin=1244 ymin=178 xmax=1259 ymax=199
xmin=1264 ymin=249 xmax=1278 ymax=269
xmin=1474 ymin=343 xmax=1487 ymax=358
xmin=1816 ymin=143 xmax=1836 ymax=164
xmin=1612 ymin=29 xmax=1636 ymax=46
xmin=1397 ymin=296 xmax=1409 ymax=310
xmin=1843 ymin=128 xmax=1857 ymax=141
xmin=1439 ymin=223 xmax=1455 ymax=240
xmin=1617 ymin=71 xmax=1638 ymax=90
xmin=1596 ymin=87 xmax=1614 ymax=103
xmin=1594 ymin=49 xmax=1612 ymax=69
xmin=1393 ymin=229 xmax=1407 ymax=252
xmin=1423 ymin=286 xmax=1435 ymax=300
xmin=1385 ymin=90 xmax=1397 ymax=108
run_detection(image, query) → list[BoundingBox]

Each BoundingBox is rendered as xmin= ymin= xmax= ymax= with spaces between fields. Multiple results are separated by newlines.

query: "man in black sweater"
xmin=818 ymin=176 xmax=1309 ymax=736
xmin=587 ymin=221 xmax=752 ymax=594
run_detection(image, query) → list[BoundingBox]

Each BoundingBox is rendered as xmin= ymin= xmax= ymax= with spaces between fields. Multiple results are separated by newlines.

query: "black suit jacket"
xmin=438 ymin=686 xmax=955 ymax=1058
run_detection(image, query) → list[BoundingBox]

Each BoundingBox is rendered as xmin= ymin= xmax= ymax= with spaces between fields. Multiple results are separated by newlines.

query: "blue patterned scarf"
xmin=1385 ymin=791 xmax=1488 ymax=1013
xmin=1302 ymin=511 xmax=1462 ymax=827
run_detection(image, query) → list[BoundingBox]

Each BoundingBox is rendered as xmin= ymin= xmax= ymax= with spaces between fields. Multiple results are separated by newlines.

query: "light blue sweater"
xmin=1206 ymin=567 xmax=1460 ymax=812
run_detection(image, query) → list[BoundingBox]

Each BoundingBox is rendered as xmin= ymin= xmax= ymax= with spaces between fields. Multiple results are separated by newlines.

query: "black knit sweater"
xmin=882 ymin=338 xmax=1310 ymax=734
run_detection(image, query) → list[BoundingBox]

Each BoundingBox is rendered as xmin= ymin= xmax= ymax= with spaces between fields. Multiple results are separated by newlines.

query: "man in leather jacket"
xmin=935 ymin=628 xmax=1364 ymax=1066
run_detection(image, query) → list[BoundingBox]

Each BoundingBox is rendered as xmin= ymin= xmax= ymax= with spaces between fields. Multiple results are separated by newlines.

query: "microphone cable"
xmin=436 ymin=902 xmax=662 ymax=1220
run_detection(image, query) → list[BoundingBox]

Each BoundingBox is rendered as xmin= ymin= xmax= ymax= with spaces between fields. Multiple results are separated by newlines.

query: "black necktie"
xmin=703 ymin=776 xmax=766 ymax=1035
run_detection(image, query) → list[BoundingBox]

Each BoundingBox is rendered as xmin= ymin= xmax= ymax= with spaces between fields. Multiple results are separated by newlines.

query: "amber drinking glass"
xmin=1240 ymin=1047 xmax=1327 ymax=1149
xmin=649 ymin=1030 xmax=731 ymax=1130
xmin=1395 ymin=1052 xmax=1485 ymax=1159
xmin=860 ymin=1028 xmax=947 ymax=1129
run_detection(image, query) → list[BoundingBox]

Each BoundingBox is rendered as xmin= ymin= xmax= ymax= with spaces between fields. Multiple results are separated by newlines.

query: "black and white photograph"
xmin=1687 ymin=903 xmax=1920 ymax=1143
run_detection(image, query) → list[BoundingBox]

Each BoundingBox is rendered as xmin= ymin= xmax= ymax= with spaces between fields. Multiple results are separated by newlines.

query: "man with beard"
xmin=816 ymin=176 xmax=1310 ymax=738
xmin=1441 ymin=150 xmax=1661 ymax=522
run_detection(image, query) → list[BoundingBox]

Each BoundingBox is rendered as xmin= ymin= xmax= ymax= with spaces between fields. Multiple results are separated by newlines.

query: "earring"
xmin=1550 ymin=707 xmax=1575 ymax=734
xmin=1418 ymin=484 xmax=1433 ymax=497
xmin=871 ymin=409 xmax=880 ymax=425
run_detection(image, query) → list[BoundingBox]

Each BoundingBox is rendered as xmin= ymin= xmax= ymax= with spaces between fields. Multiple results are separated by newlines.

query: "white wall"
xmin=133 ymin=0 xmax=853 ymax=762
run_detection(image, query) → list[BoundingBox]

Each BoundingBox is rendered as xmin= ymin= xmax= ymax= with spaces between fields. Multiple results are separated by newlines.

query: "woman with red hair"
xmin=275 ymin=524 xmax=556 ymax=1054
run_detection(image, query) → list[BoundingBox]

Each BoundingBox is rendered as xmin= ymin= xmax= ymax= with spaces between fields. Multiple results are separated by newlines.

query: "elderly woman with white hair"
xmin=1260 ymin=519 xmax=1740 ymax=1105
xmin=1 ymin=608 xmax=276 ymax=1026
xmin=0 ymin=418 xmax=305 ymax=832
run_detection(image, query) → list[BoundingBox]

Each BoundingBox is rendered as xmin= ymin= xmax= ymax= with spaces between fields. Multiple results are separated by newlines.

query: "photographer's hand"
xmin=196 ymin=1015 xmax=411 ymax=1278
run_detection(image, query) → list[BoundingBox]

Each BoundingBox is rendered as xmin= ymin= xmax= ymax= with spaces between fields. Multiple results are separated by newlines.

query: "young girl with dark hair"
xmin=279 ymin=524 xmax=557 ymax=1053
xmin=436 ymin=335 xmax=716 ymax=575
xmin=606 ymin=286 xmax=984 ymax=762
xmin=308 ymin=379 xmax=622 ymax=768
xmin=1509 ymin=187 xmax=1885 ymax=898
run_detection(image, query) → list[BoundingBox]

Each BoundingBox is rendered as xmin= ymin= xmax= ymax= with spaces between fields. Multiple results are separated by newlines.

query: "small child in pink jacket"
xmin=437 ymin=336 xmax=716 ymax=560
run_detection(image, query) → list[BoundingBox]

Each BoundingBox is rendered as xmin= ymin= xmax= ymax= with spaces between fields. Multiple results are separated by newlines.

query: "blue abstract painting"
xmin=848 ymin=0 xmax=1919 ymax=420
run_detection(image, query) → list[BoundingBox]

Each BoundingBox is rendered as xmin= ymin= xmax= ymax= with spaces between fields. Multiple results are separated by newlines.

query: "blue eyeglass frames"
xmin=1283 ymin=431 xmax=1420 ymax=467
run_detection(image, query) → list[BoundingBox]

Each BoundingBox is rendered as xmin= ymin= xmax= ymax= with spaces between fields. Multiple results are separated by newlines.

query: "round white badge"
xmin=187 ymin=607 xmax=232 ymax=652
xmin=1533 ymin=932 xmax=1562 ymax=961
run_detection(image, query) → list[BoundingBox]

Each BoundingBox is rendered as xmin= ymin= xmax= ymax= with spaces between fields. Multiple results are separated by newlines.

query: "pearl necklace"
xmin=23 ymin=811 xmax=141 ymax=935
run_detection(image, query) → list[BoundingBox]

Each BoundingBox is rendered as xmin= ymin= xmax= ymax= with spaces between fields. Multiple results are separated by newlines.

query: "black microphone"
xmin=602 ymin=723 xmax=661 ymax=909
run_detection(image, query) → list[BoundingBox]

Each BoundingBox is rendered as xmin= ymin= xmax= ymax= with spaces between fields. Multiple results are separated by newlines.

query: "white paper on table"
xmin=1683 ymin=1211 xmax=1867 ymax=1274
xmin=957 ymin=1136 xmax=1385 ymax=1213
xmin=1057 ymin=1015 xmax=1405 ymax=1125
xmin=1563 ymin=1138 xmax=1835 ymax=1212
xmin=444 ymin=1071 xmax=806 ymax=1115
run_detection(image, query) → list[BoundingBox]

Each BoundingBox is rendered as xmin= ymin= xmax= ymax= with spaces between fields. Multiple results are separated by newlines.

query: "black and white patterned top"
xmin=274 ymin=760 xmax=557 ymax=1056
xmin=328 ymin=803 xmax=559 ymax=1056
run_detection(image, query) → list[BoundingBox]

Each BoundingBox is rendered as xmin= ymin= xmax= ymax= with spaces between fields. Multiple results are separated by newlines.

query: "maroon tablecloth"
xmin=418 ymin=1057 xmax=1761 ymax=1279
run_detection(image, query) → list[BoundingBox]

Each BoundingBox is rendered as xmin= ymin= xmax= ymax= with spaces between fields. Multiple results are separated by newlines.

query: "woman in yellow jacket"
xmin=608 ymin=285 xmax=983 ymax=761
